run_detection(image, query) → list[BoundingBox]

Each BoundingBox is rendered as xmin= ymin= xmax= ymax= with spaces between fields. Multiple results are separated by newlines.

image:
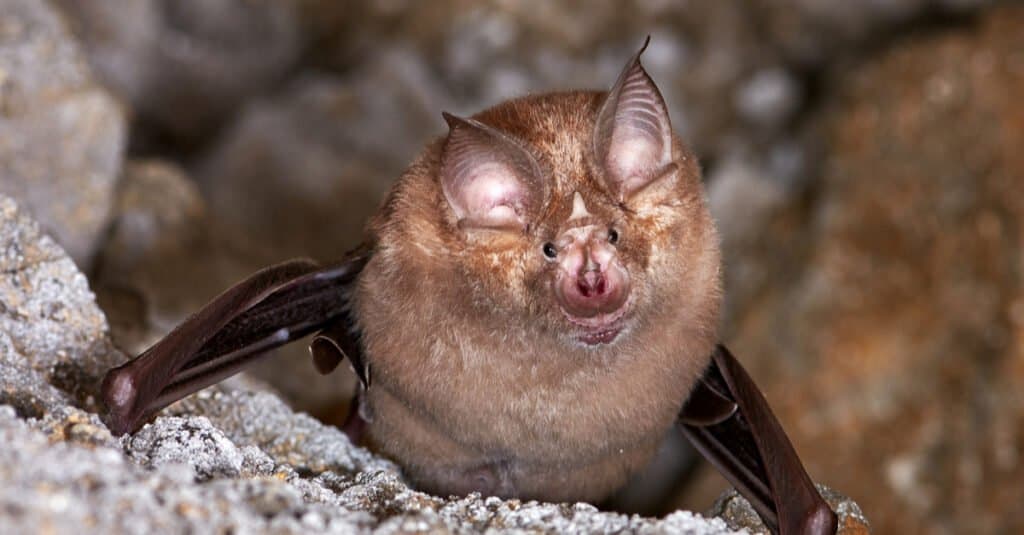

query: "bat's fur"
xmin=354 ymin=76 xmax=722 ymax=501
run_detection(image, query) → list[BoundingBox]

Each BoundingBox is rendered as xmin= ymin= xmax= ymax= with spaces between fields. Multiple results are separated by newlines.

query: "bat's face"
xmin=433 ymin=49 xmax=717 ymax=351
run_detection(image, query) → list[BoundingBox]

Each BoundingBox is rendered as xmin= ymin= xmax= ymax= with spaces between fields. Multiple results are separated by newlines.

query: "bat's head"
xmin=429 ymin=40 xmax=721 ymax=349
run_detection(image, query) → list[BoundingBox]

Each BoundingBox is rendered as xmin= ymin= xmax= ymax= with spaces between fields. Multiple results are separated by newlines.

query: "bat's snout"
xmin=557 ymin=266 xmax=628 ymax=319
xmin=553 ymin=233 xmax=630 ymax=327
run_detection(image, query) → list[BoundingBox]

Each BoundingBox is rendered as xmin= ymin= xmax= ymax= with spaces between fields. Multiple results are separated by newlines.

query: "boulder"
xmin=0 ymin=0 xmax=126 ymax=268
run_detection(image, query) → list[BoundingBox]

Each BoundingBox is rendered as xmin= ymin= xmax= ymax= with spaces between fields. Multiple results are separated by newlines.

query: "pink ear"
xmin=593 ymin=38 xmax=674 ymax=200
xmin=440 ymin=113 xmax=544 ymax=231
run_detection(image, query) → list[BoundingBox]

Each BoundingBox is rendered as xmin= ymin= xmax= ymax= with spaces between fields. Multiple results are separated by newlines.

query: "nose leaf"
xmin=556 ymin=239 xmax=629 ymax=319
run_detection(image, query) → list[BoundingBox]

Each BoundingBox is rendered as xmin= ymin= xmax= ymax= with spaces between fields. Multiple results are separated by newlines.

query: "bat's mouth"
xmin=576 ymin=325 xmax=624 ymax=345
xmin=562 ymin=301 xmax=630 ymax=346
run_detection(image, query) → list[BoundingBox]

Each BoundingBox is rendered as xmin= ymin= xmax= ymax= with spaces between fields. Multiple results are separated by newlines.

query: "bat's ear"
xmin=593 ymin=37 xmax=677 ymax=204
xmin=440 ymin=112 xmax=545 ymax=233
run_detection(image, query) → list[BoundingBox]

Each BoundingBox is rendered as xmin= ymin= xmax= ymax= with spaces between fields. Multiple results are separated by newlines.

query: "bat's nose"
xmin=557 ymin=253 xmax=628 ymax=318
xmin=576 ymin=269 xmax=606 ymax=298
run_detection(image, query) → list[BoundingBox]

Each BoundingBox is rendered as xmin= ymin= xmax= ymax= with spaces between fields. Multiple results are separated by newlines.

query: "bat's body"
xmin=101 ymin=40 xmax=837 ymax=535
xmin=356 ymin=90 xmax=720 ymax=501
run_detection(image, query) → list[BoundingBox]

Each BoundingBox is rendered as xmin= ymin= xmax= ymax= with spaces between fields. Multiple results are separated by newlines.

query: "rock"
xmin=0 ymin=0 xmax=126 ymax=268
xmin=0 ymin=195 xmax=121 ymax=416
xmin=715 ymin=5 xmax=1024 ymax=533
xmin=749 ymin=0 xmax=993 ymax=67
xmin=195 ymin=71 xmax=424 ymax=265
xmin=53 ymin=0 xmax=302 ymax=146
xmin=305 ymin=0 xmax=992 ymax=162
xmin=0 ymin=397 xmax=748 ymax=534
xmin=711 ymin=486 xmax=870 ymax=534
xmin=0 ymin=196 xmax=755 ymax=534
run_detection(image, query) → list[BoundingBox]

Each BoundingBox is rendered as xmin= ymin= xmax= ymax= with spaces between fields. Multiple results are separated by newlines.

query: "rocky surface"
xmin=0 ymin=0 xmax=126 ymax=268
xmin=0 ymin=195 xmax=119 ymax=416
xmin=706 ymin=5 xmax=1024 ymax=533
xmin=711 ymin=486 xmax=869 ymax=535
xmin=0 ymin=193 xmax=769 ymax=533
xmin=7 ymin=0 xmax=1018 ymax=532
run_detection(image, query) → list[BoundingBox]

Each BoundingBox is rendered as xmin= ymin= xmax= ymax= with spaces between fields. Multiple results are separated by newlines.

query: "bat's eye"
xmin=608 ymin=228 xmax=620 ymax=244
xmin=542 ymin=242 xmax=558 ymax=259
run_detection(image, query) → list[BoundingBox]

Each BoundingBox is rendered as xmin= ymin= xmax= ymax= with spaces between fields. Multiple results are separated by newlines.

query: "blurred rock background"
xmin=2 ymin=0 xmax=1022 ymax=533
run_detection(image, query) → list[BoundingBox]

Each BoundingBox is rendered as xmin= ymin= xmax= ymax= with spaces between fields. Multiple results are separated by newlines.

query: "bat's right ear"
xmin=440 ymin=112 xmax=545 ymax=233
xmin=593 ymin=37 xmax=677 ymax=204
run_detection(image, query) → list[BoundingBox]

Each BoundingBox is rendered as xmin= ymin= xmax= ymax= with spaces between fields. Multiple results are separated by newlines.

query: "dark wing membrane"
xmin=101 ymin=249 xmax=370 ymax=436
xmin=311 ymin=319 xmax=368 ymax=386
xmin=679 ymin=345 xmax=838 ymax=535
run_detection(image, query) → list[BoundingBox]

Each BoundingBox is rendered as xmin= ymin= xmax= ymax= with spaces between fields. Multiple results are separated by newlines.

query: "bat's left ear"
xmin=439 ymin=112 xmax=546 ymax=234
xmin=593 ymin=37 xmax=677 ymax=204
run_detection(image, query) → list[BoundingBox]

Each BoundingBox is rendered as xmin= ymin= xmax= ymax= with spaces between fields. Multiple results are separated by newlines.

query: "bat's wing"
xmin=679 ymin=345 xmax=837 ymax=535
xmin=101 ymin=247 xmax=371 ymax=436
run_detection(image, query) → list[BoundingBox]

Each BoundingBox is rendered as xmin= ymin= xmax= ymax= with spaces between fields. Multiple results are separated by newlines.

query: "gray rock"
xmin=195 ymin=69 xmax=433 ymax=265
xmin=0 ymin=399 xmax=747 ymax=534
xmin=54 ymin=0 xmax=302 ymax=144
xmin=0 ymin=0 xmax=126 ymax=268
xmin=0 ymin=194 xmax=749 ymax=533
xmin=710 ymin=486 xmax=870 ymax=534
xmin=0 ymin=195 xmax=120 ymax=416
xmin=734 ymin=68 xmax=801 ymax=131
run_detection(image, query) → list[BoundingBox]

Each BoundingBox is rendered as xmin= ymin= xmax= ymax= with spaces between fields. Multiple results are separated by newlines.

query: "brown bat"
xmin=100 ymin=39 xmax=837 ymax=535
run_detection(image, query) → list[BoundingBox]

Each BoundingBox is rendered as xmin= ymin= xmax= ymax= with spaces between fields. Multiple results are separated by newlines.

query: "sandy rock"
xmin=0 ymin=195 xmax=120 ymax=416
xmin=0 ymin=397 xmax=747 ymax=534
xmin=195 ymin=72 xmax=422 ymax=265
xmin=0 ymin=0 xmax=126 ymax=268
xmin=718 ymin=6 xmax=1024 ymax=533
xmin=711 ymin=486 xmax=870 ymax=534
xmin=750 ymin=0 xmax=993 ymax=66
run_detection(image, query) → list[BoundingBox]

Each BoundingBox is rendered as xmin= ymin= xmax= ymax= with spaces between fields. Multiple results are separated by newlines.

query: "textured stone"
xmin=0 ymin=195 xmax=121 ymax=416
xmin=0 ymin=0 xmax=126 ymax=268
xmin=0 ymin=400 xmax=748 ymax=534
xmin=715 ymin=6 xmax=1024 ymax=533
xmin=711 ymin=486 xmax=870 ymax=534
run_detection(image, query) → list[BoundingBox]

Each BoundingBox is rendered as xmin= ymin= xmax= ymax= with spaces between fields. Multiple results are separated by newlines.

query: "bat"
xmin=100 ymin=39 xmax=837 ymax=535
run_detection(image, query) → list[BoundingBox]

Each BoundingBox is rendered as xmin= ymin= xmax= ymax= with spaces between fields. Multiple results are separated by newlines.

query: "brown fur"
xmin=353 ymin=90 xmax=722 ymax=503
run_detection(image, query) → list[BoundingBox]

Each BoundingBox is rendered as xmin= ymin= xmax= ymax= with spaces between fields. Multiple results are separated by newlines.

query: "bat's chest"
xmin=363 ymin=342 xmax=683 ymax=503
xmin=359 ymin=300 xmax=706 ymax=502
xmin=369 ymin=338 xmax=684 ymax=466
